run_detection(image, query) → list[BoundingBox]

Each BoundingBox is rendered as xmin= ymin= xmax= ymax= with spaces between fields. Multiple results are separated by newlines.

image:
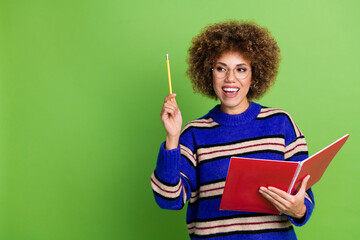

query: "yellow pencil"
xmin=166 ymin=54 xmax=173 ymax=101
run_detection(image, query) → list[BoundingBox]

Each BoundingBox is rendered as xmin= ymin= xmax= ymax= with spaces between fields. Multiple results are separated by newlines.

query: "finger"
xmin=161 ymin=100 xmax=178 ymax=115
xmin=162 ymin=104 xmax=179 ymax=115
xmin=162 ymin=106 xmax=177 ymax=119
xmin=165 ymin=100 xmax=179 ymax=110
xmin=164 ymin=97 xmax=179 ymax=110
xmin=267 ymin=186 xmax=291 ymax=199
xmin=297 ymin=175 xmax=311 ymax=196
xmin=259 ymin=188 xmax=286 ymax=211
xmin=163 ymin=102 xmax=177 ymax=112
xmin=164 ymin=93 xmax=177 ymax=103
xmin=259 ymin=187 xmax=290 ymax=207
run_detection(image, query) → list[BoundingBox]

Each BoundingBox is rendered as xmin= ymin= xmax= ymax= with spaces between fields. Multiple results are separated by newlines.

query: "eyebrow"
xmin=217 ymin=62 xmax=249 ymax=67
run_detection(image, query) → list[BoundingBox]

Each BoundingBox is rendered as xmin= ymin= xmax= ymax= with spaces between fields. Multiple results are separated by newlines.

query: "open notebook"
xmin=219 ymin=134 xmax=349 ymax=214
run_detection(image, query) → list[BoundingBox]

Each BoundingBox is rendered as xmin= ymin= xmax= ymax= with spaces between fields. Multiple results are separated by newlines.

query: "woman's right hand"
xmin=160 ymin=93 xmax=182 ymax=150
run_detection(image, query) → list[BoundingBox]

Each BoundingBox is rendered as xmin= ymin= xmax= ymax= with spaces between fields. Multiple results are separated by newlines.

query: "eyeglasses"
xmin=212 ymin=64 xmax=251 ymax=80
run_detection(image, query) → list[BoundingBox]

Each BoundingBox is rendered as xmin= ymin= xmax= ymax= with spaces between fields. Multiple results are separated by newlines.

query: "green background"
xmin=0 ymin=0 xmax=359 ymax=239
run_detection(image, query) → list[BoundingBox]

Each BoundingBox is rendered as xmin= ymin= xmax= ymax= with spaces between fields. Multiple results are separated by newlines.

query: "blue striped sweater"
xmin=151 ymin=102 xmax=314 ymax=239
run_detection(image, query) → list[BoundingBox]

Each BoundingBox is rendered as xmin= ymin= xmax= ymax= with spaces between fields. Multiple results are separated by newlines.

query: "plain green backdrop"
xmin=0 ymin=0 xmax=359 ymax=239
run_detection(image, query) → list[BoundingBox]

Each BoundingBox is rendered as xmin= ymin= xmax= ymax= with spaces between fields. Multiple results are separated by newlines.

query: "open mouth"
xmin=222 ymin=87 xmax=239 ymax=94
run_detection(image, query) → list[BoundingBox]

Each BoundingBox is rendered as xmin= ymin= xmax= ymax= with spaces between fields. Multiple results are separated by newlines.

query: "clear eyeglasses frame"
xmin=212 ymin=64 xmax=252 ymax=80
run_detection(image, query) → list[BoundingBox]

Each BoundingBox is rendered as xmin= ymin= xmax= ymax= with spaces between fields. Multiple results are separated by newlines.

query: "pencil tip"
xmin=166 ymin=54 xmax=169 ymax=60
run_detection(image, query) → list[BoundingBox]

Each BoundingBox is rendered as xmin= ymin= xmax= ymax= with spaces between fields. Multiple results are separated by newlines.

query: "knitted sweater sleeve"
xmin=282 ymin=113 xmax=315 ymax=227
xmin=150 ymin=128 xmax=197 ymax=210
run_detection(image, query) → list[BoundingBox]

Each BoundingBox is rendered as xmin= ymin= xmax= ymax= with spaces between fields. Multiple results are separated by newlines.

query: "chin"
xmin=220 ymin=97 xmax=249 ymax=113
xmin=222 ymin=99 xmax=243 ymax=108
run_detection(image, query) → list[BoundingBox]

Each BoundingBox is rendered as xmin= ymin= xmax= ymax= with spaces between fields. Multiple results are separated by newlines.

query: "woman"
xmin=151 ymin=21 xmax=314 ymax=240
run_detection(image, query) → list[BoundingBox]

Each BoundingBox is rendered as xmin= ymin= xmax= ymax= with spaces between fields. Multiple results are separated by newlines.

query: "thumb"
xmin=297 ymin=175 xmax=310 ymax=195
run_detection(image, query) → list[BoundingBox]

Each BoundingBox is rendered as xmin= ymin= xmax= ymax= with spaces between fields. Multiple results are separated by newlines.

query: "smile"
xmin=222 ymin=87 xmax=239 ymax=93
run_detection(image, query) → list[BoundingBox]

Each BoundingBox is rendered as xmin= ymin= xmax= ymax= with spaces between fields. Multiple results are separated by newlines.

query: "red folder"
xmin=219 ymin=134 xmax=349 ymax=214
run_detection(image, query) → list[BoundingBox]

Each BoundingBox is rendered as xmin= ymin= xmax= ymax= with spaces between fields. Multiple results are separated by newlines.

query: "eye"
xmin=215 ymin=66 xmax=227 ymax=72
xmin=236 ymin=67 xmax=248 ymax=72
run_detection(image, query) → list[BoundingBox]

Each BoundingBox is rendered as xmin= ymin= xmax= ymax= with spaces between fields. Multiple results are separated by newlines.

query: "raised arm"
xmin=160 ymin=93 xmax=182 ymax=150
xmin=151 ymin=94 xmax=197 ymax=210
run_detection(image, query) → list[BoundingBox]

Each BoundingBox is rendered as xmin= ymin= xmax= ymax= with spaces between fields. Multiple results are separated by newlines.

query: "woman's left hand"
xmin=259 ymin=175 xmax=310 ymax=219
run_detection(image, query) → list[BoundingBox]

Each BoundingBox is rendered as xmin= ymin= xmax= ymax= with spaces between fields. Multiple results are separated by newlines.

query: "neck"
xmin=220 ymin=100 xmax=250 ymax=115
xmin=209 ymin=102 xmax=261 ymax=126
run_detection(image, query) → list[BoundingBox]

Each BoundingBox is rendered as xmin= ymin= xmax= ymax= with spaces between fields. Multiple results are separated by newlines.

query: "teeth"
xmin=223 ymin=87 xmax=239 ymax=92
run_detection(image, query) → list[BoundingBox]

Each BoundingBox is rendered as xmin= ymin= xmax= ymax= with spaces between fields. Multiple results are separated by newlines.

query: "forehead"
xmin=216 ymin=51 xmax=251 ymax=66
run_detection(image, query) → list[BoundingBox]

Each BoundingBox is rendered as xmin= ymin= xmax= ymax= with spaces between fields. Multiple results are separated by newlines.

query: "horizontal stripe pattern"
xmin=152 ymin=103 xmax=314 ymax=239
xmin=199 ymin=180 xmax=225 ymax=199
xmin=181 ymin=118 xmax=219 ymax=135
xmin=187 ymin=214 xmax=292 ymax=237
xmin=285 ymin=136 xmax=308 ymax=160
xmin=189 ymin=190 xmax=199 ymax=204
xmin=151 ymin=173 xmax=182 ymax=199
xmin=181 ymin=144 xmax=197 ymax=168
xmin=188 ymin=181 xmax=226 ymax=204
xmin=197 ymin=136 xmax=285 ymax=163
xmin=257 ymin=108 xmax=302 ymax=138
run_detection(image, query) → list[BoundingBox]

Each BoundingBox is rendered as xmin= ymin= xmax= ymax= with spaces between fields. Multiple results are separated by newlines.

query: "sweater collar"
xmin=208 ymin=102 xmax=261 ymax=126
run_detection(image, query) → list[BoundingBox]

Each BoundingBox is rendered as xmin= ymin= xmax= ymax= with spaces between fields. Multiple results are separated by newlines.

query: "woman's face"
xmin=212 ymin=51 xmax=252 ymax=114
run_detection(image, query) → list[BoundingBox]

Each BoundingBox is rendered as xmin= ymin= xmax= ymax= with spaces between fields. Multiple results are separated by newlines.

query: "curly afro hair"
xmin=187 ymin=20 xmax=281 ymax=100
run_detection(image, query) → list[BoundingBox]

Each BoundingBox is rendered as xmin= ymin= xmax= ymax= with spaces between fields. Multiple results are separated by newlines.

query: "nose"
xmin=225 ymin=69 xmax=236 ymax=82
